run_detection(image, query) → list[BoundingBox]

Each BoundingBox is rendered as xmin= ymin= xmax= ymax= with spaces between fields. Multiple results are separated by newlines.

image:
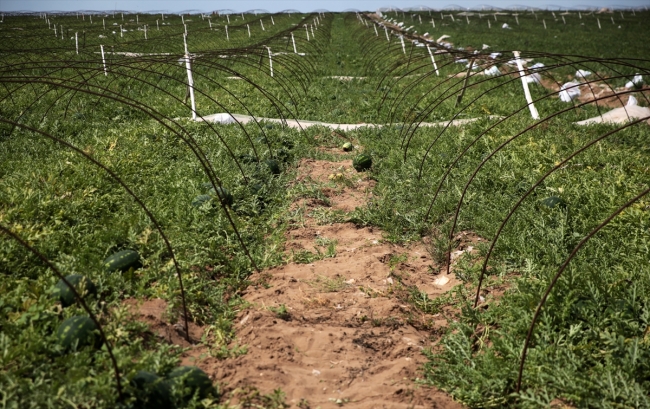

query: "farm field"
xmin=1 ymin=6 xmax=650 ymax=408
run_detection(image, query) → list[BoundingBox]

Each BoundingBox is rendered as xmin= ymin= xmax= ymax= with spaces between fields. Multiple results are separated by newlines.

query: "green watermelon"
xmin=192 ymin=194 xmax=213 ymax=208
xmin=540 ymin=196 xmax=567 ymax=209
xmin=52 ymin=274 xmax=97 ymax=308
xmin=342 ymin=142 xmax=353 ymax=152
xmin=264 ymin=159 xmax=281 ymax=175
xmin=56 ymin=316 xmax=102 ymax=352
xmin=104 ymin=250 xmax=140 ymax=272
xmin=353 ymin=154 xmax=372 ymax=172
xmin=281 ymin=139 xmax=294 ymax=149
xmin=132 ymin=370 xmax=172 ymax=409
xmin=209 ymin=186 xmax=233 ymax=207
xmin=167 ymin=366 xmax=217 ymax=402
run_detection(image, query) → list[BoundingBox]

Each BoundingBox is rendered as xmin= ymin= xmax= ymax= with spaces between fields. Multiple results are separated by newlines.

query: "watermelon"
xmin=353 ymin=154 xmax=372 ymax=172
xmin=281 ymin=139 xmax=294 ymax=149
xmin=132 ymin=370 xmax=172 ymax=409
xmin=540 ymin=196 xmax=567 ymax=209
xmin=167 ymin=366 xmax=217 ymax=402
xmin=209 ymin=186 xmax=233 ymax=207
xmin=264 ymin=159 xmax=281 ymax=175
xmin=192 ymin=194 xmax=213 ymax=208
xmin=56 ymin=316 xmax=102 ymax=352
xmin=342 ymin=142 xmax=353 ymax=152
xmin=51 ymin=274 xmax=97 ymax=308
xmin=104 ymin=250 xmax=140 ymax=272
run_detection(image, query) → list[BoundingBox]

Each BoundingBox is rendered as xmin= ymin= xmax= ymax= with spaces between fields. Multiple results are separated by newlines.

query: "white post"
xmin=54 ymin=25 xmax=57 ymax=36
xmin=562 ymin=16 xmax=566 ymax=24
xmin=162 ymin=13 xmax=164 ymax=20
xmin=513 ymin=51 xmax=539 ymax=120
xmin=247 ymin=24 xmax=250 ymax=37
xmin=271 ymin=16 xmax=274 ymax=25
xmin=597 ymin=18 xmax=601 ymax=29
xmin=136 ymin=15 xmax=138 ymax=24
xmin=182 ymin=15 xmax=184 ymax=24
xmin=291 ymin=32 xmax=297 ymax=53
xmin=450 ymin=14 xmax=455 ymax=22
xmin=374 ymin=24 xmax=378 ymax=36
xmin=103 ymin=18 xmax=105 ymax=29
xmin=144 ymin=25 xmax=147 ymax=39
xmin=419 ymin=15 xmax=422 ymax=23
xmin=515 ymin=15 xmax=519 ymax=24
xmin=579 ymin=12 xmax=581 ymax=19
xmin=184 ymin=24 xmax=187 ymax=35
xmin=466 ymin=15 xmax=470 ymax=24
xmin=157 ymin=20 xmax=159 ymax=30
xmin=120 ymin=24 xmax=123 ymax=37
xmin=100 ymin=45 xmax=107 ymax=76
xmin=183 ymin=34 xmax=197 ymax=120
xmin=399 ymin=35 xmax=406 ymax=54
xmin=305 ymin=25 xmax=310 ymax=41
xmin=266 ymin=46 xmax=274 ymax=77
xmin=494 ymin=13 xmax=497 ymax=21
xmin=543 ymin=19 xmax=546 ymax=29
xmin=432 ymin=18 xmax=435 ymax=27
xmin=310 ymin=24 xmax=314 ymax=38
xmin=90 ymin=15 xmax=92 ymax=24
xmin=426 ymin=45 xmax=439 ymax=76
xmin=75 ymin=32 xmax=78 ymax=54
xmin=121 ymin=13 xmax=123 ymax=20
xmin=226 ymin=14 xmax=229 ymax=23
xmin=208 ymin=20 xmax=211 ymax=29
xmin=226 ymin=25 xmax=229 ymax=40
xmin=611 ymin=16 xmax=615 ymax=24
xmin=488 ymin=19 xmax=491 ymax=28
xmin=385 ymin=26 xmax=390 ymax=41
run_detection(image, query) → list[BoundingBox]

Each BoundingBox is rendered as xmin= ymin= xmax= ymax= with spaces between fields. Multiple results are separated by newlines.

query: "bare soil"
xmin=128 ymin=154 xmax=464 ymax=408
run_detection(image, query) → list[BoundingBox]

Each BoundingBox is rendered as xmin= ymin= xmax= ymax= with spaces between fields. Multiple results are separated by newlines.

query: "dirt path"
xmin=128 ymin=154 xmax=464 ymax=408
xmin=208 ymin=155 xmax=462 ymax=408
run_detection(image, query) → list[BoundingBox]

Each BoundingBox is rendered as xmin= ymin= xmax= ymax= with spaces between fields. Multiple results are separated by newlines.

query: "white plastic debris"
xmin=489 ymin=52 xmax=501 ymax=59
xmin=627 ymin=95 xmax=638 ymax=106
xmin=456 ymin=58 xmax=468 ymax=63
xmin=484 ymin=66 xmax=501 ymax=76
xmin=502 ymin=23 xmax=510 ymax=29
xmin=205 ymin=113 xmax=236 ymax=124
xmin=525 ymin=73 xmax=542 ymax=84
xmin=436 ymin=34 xmax=450 ymax=42
xmin=434 ymin=275 xmax=450 ymax=286
xmin=482 ymin=44 xmax=490 ymax=49
xmin=559 ymin=82 xmax=581 ymax=102
xmin=625 ymin=74 xmax=643 ymax=89
xmin=529 ymin=62 xmax=545 ymax=71
xmin=575 ymin=69 xmax=592 ymax=79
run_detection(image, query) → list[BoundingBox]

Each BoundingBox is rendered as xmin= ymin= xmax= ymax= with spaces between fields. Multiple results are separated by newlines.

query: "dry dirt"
xmin=128 ymin=154 xmax=465 ymax=408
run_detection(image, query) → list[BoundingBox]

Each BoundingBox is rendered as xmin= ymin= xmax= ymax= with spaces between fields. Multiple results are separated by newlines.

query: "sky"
xmin=2 ymin=0 xmax=649 ymax=12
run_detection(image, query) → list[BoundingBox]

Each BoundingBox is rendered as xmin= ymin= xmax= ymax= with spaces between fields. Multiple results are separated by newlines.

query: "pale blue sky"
xmin=1 ymin=0 xmax=648 ymax=12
